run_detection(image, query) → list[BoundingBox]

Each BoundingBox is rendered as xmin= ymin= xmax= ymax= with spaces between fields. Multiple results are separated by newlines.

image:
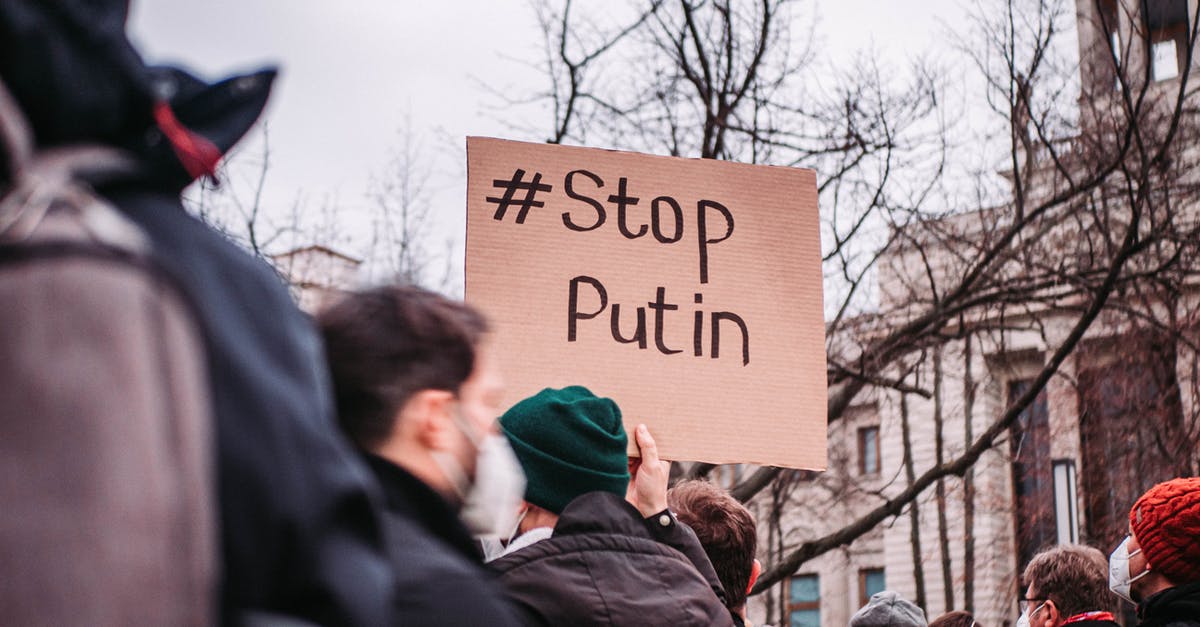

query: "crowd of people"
xmin=872 ymin=478 xmax=1200 ymax=627
xmin=2 ymin=1 xmax=1199 ymax=626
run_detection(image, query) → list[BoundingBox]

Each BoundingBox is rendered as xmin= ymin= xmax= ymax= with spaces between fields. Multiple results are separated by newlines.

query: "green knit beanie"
xmin=499 ymin=386 xmax=630 ymax=514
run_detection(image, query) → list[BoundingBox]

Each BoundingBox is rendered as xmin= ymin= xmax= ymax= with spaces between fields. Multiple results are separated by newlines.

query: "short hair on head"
xmin=317 ymin=284 xmax=488 ymax=450
xmin=929 ymin=610 xmax=977 ymax=627
xmin=667 ymin=480 xmax=757 ymax=611
xmin=1021 ymin=544 xmax=1115 ymax=617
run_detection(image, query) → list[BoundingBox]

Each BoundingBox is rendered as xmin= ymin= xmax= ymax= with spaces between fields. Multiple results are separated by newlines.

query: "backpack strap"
xmin=0 ymin=75 xmax=145 ymax=250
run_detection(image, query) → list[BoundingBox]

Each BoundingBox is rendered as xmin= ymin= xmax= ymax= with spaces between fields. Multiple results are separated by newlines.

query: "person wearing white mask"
xmin=1015 ymin=544 xmax=1118 ymax=627
xmin=1108 ymin=477 xmax=1200 ymax=627
xmin=318 ymin=285 xmax=531 ymax=626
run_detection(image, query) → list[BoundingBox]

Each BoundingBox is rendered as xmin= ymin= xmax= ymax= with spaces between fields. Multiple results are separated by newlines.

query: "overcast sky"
xmin=128 ymin=1 xmax=974 ymax=289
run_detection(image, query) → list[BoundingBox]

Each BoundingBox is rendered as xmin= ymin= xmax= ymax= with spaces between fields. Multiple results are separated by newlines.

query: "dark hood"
xmin=0 ymin=0 xmax=274 ymax=189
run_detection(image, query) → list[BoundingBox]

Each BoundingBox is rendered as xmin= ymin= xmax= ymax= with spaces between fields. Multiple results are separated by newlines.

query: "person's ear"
xmin=1041 ymin=599 xmax=1060 ymax=627
xmin=746 ymin=559 xmax=762 ymax=596
xmin=403 ymin=389 xmax=456 ymax=450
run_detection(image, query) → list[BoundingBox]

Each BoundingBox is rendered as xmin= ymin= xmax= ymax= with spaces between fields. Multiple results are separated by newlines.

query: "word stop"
xmin=560 ymin=169 xmax=736 ymax=284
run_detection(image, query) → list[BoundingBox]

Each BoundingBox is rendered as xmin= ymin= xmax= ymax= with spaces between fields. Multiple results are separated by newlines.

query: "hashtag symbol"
xmin=486 ymin=169 xmax=553 ymax=224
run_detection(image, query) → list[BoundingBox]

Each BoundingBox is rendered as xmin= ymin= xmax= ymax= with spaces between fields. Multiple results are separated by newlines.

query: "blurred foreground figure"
xmin=0 ymin=2 xmax=393 ymax=624
xmin=1017 ymin=545 xmax=1117 ymax=627
xmin=668 ymin=480 xmax=761 ymax=627
xmin=1109 ymin=477 xmax=1200 ymax=627
xmin=318 ymin=285 xmax=530 ymax=626
xmin=490 ymin=386 xmax=736 ymax=625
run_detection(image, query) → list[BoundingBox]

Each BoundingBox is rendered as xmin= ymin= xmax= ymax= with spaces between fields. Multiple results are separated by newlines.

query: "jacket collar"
xmin=1138 ymin=580 xmax=1200 ymax=624
xmin=499 ymin=526 xmax=554 ymax=559
xmin=361 ymin=452 xmax=483 ymax=562
xmin=553 ymin=491 xmax=649 ymax=538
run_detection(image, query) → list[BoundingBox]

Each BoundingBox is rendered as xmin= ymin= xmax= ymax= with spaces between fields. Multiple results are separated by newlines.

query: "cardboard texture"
xmin=465 ymin=137 xmax=826 ymax=470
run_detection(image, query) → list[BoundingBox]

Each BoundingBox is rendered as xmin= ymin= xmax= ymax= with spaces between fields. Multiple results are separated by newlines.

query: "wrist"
xmin=643 ymin=507 xmax=674 ymax=528
xmin=637 ymin=499 xmax=668 ymax=518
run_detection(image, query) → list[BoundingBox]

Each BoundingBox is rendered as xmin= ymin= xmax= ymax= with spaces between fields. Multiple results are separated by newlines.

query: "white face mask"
xmin=1016 ymin=601 xmax=1045 ymax=627
xmin=479 ymin=506 xmax=528 ymax=563
xmin=431 ymin=406 xmax=527 ymax=538
xmin=1109 ymin=535 xmax=1151 ymax=604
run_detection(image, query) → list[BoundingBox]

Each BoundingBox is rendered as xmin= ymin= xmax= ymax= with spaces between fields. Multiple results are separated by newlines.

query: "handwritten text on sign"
xmin=465 ymin=137 xmax=827 ymax=469
xmin=485 ymin=167 xmax=748 ymax=364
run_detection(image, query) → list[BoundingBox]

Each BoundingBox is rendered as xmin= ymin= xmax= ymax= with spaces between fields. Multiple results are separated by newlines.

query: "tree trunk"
xmin=901 ymin=393 xmax=927 ymax=611
xmin=934 ymin=347 xmax=955 ymax=611
xmin=962 ymin=335 xmax=977 ymax=614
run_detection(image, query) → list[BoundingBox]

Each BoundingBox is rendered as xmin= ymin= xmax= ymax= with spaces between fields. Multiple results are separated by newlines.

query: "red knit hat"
xmin=1129 ymin=477 xmax=1200 ymax=584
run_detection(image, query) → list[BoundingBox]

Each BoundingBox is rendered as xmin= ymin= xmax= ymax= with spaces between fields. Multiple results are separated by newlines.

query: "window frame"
xmin=858 ymin=426 xmax=881 ymax=476
xmin=1144 ymin=0 xmax=1190 ymax=81
xmin=858 ymin=568 xmax=886 ymax=607
xmin=786 ymin=574 xmax=820 ymax=627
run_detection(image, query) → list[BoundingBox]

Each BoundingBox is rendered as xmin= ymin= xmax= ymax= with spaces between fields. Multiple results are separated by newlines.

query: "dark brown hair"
xmin=317 ymin=285 xmax=488 ymax=449
xmin=1022 ymin=544 xmax=1116 ymax=617
xmin=667 ymin=480 xmax=757 ymax=611
xmin=929 ymin=610 xmax=978 ymax=627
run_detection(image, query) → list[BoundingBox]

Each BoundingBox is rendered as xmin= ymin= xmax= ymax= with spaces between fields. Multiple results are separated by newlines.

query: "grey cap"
xmin=849 ymin=591 xmax=927 ymax=627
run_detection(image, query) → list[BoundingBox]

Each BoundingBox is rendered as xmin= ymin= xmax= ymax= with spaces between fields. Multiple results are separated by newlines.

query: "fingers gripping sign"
xmin=627 ymin=424 xmax=671 ymax=517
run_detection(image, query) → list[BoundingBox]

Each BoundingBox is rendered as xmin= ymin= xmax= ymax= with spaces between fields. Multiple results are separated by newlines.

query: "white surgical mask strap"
xmin=1130 ymin=562 xmax=1151 ymax=584
xmin=1125 ymin=540 xmax=1151 ymax=582
xmin=506 ymin=506 xmax=529 ymax=544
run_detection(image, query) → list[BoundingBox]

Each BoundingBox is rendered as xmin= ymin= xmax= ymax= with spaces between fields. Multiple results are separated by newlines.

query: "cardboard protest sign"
xmin=465 ymin=137 xmax=826 ymax=470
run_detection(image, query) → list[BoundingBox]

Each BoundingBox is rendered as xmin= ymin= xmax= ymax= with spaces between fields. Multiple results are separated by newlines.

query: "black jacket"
xmin=1138 ymin=581 xmax=1200 ymax=627
xmin=364 ymin=454 xmax=529 ymax=626
xmin=1 ymin=2 xmax=396 ymax=623
xmin=491 ymin=491 xmax=736 ymax=626
xmin=110 ymin=183 xmax=394 ymax=626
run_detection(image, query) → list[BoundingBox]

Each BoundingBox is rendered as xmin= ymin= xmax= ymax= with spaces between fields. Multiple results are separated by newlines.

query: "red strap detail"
xmin=152 ymin=101 xmax=221 ymax=181
xmin=1063 ymin=611 xmax=1115 ymax=624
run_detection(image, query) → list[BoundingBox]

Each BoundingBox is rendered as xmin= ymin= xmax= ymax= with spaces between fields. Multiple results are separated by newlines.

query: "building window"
xmin=1145 ymin=0 xmax=1189 ymax=81
xmin=1090 ymin=0 xmax=1122 ymax=92
xmin=787 ymin=574 xmax=820 ymax=627
xmin=1152 ymin=39 xmax=1180 ymax=80
xmin=1009 ymin=379 xmax=1055 ymax=570
xmin=1052 ymin=460 xmax=1079 ymax=545
xmin=859 ymin=568 xmax=886 ymax=606
xmin=858 ymin=426 xmax=880 ymax=475
xmin=1098 ymin=0 xmax=1120 ymax=55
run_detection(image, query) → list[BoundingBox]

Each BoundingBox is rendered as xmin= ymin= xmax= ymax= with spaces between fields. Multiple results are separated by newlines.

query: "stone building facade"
xmin=747 ymin=1 xmax=1200 ymax=625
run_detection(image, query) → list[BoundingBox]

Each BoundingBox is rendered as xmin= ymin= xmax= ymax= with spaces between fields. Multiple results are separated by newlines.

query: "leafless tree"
xmin=186 ymin=124 xmax=312 ymax=261
xmin=363 ymin=114 xmax=457 ymax=292
xmin=521 ymin=0 xmax=1200 ymax=604
xmin=185 ymin=116 xmax=460 ymax=300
